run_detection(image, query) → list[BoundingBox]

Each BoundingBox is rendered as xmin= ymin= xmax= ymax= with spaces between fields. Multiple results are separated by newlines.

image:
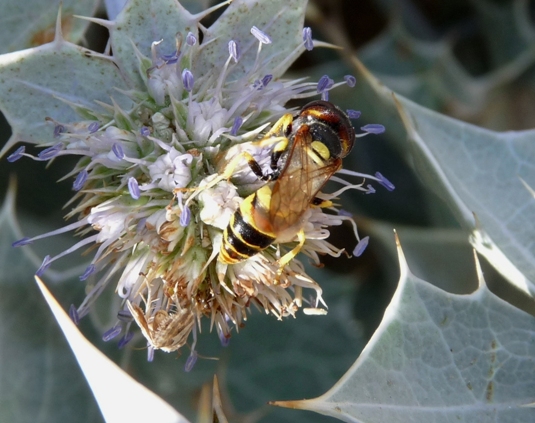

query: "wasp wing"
xmin=269 ymin=124 xmax=341 ymax=234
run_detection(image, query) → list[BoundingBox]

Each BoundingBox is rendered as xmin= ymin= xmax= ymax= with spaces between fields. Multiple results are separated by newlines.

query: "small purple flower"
xmin=147 ymin=346 xmax=155 ymax=362
xmin=230 ymin=116 xmax=243 ymax=136
xmin=112 ymin=143 xmax=124 ymax=159
xmin=353 ymin=236 xmax=369 ymax=257
xmin=317 ymin=75 xmax=334 ymax=93
xmin=12 ymin=237 xmax=32 ymax=247
xmin=69 ymin=305 xmax=80 ymax=325
xmin=186 ymin=32 xmax=197 ymax=46
xmin=79 ymin=264 xmax=95 ymax=281
xmin=344 ymin=75 xmax=356 ymax=87
xmin=251 ymin=26 xmax=272 ymax=44
xmin=184 ymin=351 xmax=198 ymax=372
xmin=375 ymin=172 xmax=395 ymax=191
xmin=262 ymin=74 xmax=273 ymax=87
xmin=36 ymin=255 xmax=52 ymax=277
xmin=361 ymin=124 xmax=385 ymax=135
xmin=38 ymin=143 xmax=63 ymax=160
xmin=228 ymin=40 xmax=240 ymax=62
xmin=302 ymin=27 xmax=313 ymax=51
xmin=140 ymin=126 xmax=151 ymax=137
xmin=88 ymin=122 xmax=100 ymax=133
xmin=219 ymin=330 xmax=230 ymax=347
xmin=7 ymin=146 xmax=25 ymax=162
xmin=128 ymin=177 xmax=140 ymax=200
xmin=73 ymin=169 xmax=88 ymax=191
xmin=102 ymin=326 xmax=122 ymax=342
xmin=366 ymin=184 xmax=376 ymax=194
xmin=182 ymin=69 xmax=194 ymax=92
xmin=347 ymin=110 xmax=361 ymax=119
xmin=180 ymin=205 xmax=191 ymax=227
xmin=53 ymin=124 xmax=65 ymax=138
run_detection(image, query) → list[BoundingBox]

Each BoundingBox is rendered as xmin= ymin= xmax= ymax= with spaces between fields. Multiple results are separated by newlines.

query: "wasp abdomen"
xmin=220 ymin=193 xmax=276 ymax=264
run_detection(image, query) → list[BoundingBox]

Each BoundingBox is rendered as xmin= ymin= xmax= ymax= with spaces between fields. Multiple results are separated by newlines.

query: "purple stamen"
xmin=338 ymin=209 xmax=353 ymax=217
xmin=182 ymin=68 xmax=194 ymax=92
xmin=38 ymin=143 xmax=64 ymax=160
xmin=112 ymin=143 xmax=124 ymax=159
xmin=117 ymin=309 xmax=133 ymax=322
xmin=344 ymin=75 xmax=356 ymax=87
xmin=347 ymin=110 xmax=361 ymax=119
xmin=228 ymin=40 xmax=240 ymax=62
xmin=184 ymin=351 xmax=198 ymax=372
xmin=147 ymin=346 xmax=155 ymax=362
xmin=88 ymin=122 xmax=100 ymax=133
xmin=361 ymin=124 xmax=385 ymax=135
xmin=303 ymin=27 xmax=313 ymax=51
xmin=140 ymin=126 xmax=151 ymax=137
xmin=353 ymin=236 xmax=369 ymax=257
xmin=180 ymin=205 xmax=191 ymax=227
xmin=69 ymin=304 xmax=80 ymax=325
xmin=12 ymin=237 xmax=32 ymax=247
xmin=366 ymin=184 xmax=376 ymax=194
xmin=321 ymin=91 xmax=330 ymax=101
xmin=251 ymin=26 xmax=272 ymax=44
xmin=262 ymin=74 xmax=273 ymax=87
xmin=186 ymin=32 xmax=197 ymax=46
xmin=73 ymin=169 xmax=88 ymax=191
xmin=219 ymin=330 xmax=230 ymax=347
xmin=128 ymin=177 xmax=140 ymax=200
xmin=161 ymin=51 xmax=179 ymax=64
xmin=7 ymin=146 xmax=25 ymax=162
xmin=79 ymin=264 xmax=95 ymax=281
xmin=117 ymin=332 xmax=134 ymax=349
xmin=375 ymin=172 xmax=395 ymax=191
xmin=53 ymin=124 xmax=65 ymax=138
xmin=36 ymin=255 xmax=52 ymax=277
xmin=230 ymin=116 xmax=243 ymax=136
xmin=102 ymin=326 xmax=122 ymax=342
xmin=317 ymin=75 xmax=334 ymax=93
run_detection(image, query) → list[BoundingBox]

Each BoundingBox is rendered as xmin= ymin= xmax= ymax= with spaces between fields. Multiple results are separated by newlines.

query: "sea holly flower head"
xmin=3 ymin=0 xmax=392 ymax=362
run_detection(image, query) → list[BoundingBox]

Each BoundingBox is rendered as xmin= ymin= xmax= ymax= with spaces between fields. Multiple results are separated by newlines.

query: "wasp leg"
xmin=260 ymin=113 xmax=293 ymax=139
xmin=252 ymin=113 xmax=293 ymax=175
xmin=276 ymin=229 xmax=306 ymax=277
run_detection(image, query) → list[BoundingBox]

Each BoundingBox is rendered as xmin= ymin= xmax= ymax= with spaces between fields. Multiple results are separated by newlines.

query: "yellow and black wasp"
xmin=219 ymin=100 xmax=355 ymax=271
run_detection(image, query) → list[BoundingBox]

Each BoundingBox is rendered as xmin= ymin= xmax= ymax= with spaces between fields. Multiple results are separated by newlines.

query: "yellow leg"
xmin=276 ymin=229 xmax=306 ymax=277
xmin=260 ymin=114 xmax=293 ymax=139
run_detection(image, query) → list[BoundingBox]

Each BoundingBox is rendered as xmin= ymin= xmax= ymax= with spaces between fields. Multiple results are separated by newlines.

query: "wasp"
xmin=219 ymin=100 xmax=355 ymax=271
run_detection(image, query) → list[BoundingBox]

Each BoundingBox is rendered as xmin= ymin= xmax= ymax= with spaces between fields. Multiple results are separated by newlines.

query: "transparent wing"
xmin=270 ymin=124 xmax=341 ymax=233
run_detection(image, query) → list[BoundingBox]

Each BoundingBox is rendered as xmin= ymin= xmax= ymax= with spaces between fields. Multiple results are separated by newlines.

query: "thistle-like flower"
xmin=6 ymin=0 xmax=393 ymax=364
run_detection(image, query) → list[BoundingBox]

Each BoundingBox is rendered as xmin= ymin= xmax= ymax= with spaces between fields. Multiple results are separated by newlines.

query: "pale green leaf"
xmin=275 ymin=241 xmax=535 ymax=422
xmin=193 ymin=0 xmax=308 ymax=80
xmin=35 ymin=276 xmax=190 ymax=423
xmin=0 ymin=36 xmax=131 ymax=158
xmin=394 ymin=93 xmax=535 ymax=296
xmin=0 ymin=182 xmax=102 ymax=422
xmin=110 ymin=0 xmax=199 ymax=88
xmin=347 ymin=54 xmax=535 ymax=296
xmin=104 ymin=0 xmax=128 ymax=20
xmin=0 ymin=0 xmax=98 ymax=52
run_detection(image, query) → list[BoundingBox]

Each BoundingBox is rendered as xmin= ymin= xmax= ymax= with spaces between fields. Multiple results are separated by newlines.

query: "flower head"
xmin=9 ymin=1 xmax=392 ymax=361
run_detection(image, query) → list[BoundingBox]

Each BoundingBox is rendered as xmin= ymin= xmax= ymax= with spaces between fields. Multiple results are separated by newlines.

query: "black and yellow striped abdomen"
xmin=220 ymin=186 xmax=276 ymax=264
